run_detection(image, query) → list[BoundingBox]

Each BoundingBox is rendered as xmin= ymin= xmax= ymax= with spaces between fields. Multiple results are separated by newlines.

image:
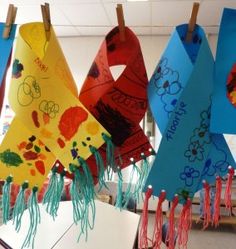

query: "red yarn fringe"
xmin=139 ymin=187 xmax=153 ymax=249
xmin=203 ymin=181 xmax=211 ymax=229
xmin=166 ymin=195 xmax=178 ymax=249
xmin=152 ymin=190 xmax=166 ymax=249
xmin=212 ymin=176 xmax=222 ymax=227
xmin=177 ymin=198 xmax=192 ymax=249
xmin=224 ymin=167 xmax=235 ymax=214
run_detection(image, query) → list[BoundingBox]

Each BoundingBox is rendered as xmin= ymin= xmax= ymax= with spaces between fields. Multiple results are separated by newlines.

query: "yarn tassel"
xmin=12 ymin=181 xmax=29 ymax=231
xmin=42 ymin=167 xmax=59 ymax=219
xmin=224 ymin=166 xmax=235 ymax=213
xmin=139 ymin=186 xmax=153 ymax=249
xmin=203 ymin=181 xmax=211 ymax=229
xmin=21 ymin=186 xmax=41 ymax=249
xmin=2 ymin=176 xmax=13 ymax=224
xmin=177 ymin=198 xmax=192 ymax=249
xmin=70 ymin=157 xmax=96 ymax=242
xmin=166 ymin=195 xmax=178 ymax=249
xmin=123 ymin=159 xmax=141 ymax=208
xmin=53 ymin=169 xmax=66 ymax=213
xmin=152 ymin=190 xmax=166 ymax=249
xmin=69 ymin=164 xmax=84 ymax=225
xmin=89 ymin=145 xmax=108 ymax=191
xmin=140 ymin=153 xmax=151 ymax=188
xmin=115 ymin=167 xmax=123 ymax=209
xmin=78 ymin=157 xmax=96 ymax=230
xmin=102 ymin=133 xmax=116 ymax=180
xmin=212 ymin=176 xmax=222 ymax=227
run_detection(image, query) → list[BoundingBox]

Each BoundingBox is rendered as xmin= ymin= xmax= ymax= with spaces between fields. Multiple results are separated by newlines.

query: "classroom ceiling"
xmin=0 ymin=0 xmax=236 ymax=37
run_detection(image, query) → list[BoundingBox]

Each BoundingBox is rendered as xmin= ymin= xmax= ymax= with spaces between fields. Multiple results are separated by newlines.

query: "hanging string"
xmin=152 ymin=190 xmax=166 ymax=249
xmin=42 ymin=167 xmax=59 ymax=219
xmin=21 ymin=186 xmax=41 ymax=249
xmin=89 ymin=145 xmax=108 ymax=191
xmin=166 ymin=195 xmax=178 ymax=249
xmin=102 ymin=133 xmax=116 ymax=180
xmin=115 ymin=167 xmax=123 ymax=210
xmin=177 ymin=198 xmax=192 ymax=249
xmin=202 ymin=181 xmax=211 ymax=229
xmin=212 ymin=176 xmax=222 ymax=227
xmin=224 ymin=166 xmax=235 ymax=214
xmin=12 ymin=181 xmax=29 ymax=232
xmin=139 ymin=186 xmax=153 ymax=249
xmin=2 ymin=175 xmax=13 ymax=224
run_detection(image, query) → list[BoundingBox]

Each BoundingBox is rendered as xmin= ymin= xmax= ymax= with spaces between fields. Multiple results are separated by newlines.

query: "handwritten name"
xmin=166 ymin=101 xmax=187 ymax=141
xmin=34 ymin=57 xmax=48 ymax=72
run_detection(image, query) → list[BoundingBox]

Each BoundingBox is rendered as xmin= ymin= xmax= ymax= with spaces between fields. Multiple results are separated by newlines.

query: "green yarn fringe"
xmin=12 ymin=181 xmax=29 ymax=232
xmin=2 ymin=176 xmax=13 ymax=224
xmin=21 ymin=186 xmax=41 ymax=249
xmin=115 ymin=167 xmax=123 ymax=210
xmin=102 ymin=133 xmax=116 ymax=180
xmin=42 ymin=167 xmax=59 ymax=219
xmin=69 ymin=157 xmax=96 ymax=242
xmin=89 ymin=145 xmax=108 ymax=191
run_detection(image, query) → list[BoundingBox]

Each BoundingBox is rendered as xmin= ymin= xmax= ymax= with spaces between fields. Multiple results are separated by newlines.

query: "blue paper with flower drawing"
xmin=211 ymin=8 xmax=236 ymax=134
xmin=145 ymin=24 xmax=236 ymax=202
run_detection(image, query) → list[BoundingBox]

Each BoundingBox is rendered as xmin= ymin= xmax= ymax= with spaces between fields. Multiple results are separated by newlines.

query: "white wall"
xmin=58 ymin=34 xmax=218 ymax=91
xmin=58 ymin=35 xmax=170 ymax=91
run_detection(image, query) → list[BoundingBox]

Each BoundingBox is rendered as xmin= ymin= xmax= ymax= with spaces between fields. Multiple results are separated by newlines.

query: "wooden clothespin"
xmin=116 ymin=4 xmax=125 ymax=42
xmin=186 ymin=2 xmax=200 ymax=42
xmin=41 ymin=2 xmax=51 ymax=41
xmin=2 ymin=4 xmax=17 ymax=39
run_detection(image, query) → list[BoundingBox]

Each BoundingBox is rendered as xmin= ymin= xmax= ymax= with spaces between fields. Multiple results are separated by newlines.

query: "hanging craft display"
xmin=8 ymin=23 xmax=109 ymax=170
xmin=211 ymin=8 xmax=236 ymax=134
xmin=0 ymin=22 xmax=16 ymax=114
xmin=79 ymin=26 xmax=153 ymax=174
xmin=147 ymin=23 xmax=235 ymax=201
xmin=1 ymin=21 xmax=110 ymax=248
xmin=144 ymin=23 xmax=236 ymax=247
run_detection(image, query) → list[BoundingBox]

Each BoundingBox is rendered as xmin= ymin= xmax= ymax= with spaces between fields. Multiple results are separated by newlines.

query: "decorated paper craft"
xmin=8 ymin=23 xmax=109 ymax=171
xmin=146 ymin=24 xmax=235 ymax=202
xmin=211 ymin=8 xmax=236 ymax=134
xmin=0 ymin=118 xmax=55 ymax=189
xmin=0 ymin=23 xmax=16 ymax=114
xmin=80 ymin=26 xmax=153 ymax=172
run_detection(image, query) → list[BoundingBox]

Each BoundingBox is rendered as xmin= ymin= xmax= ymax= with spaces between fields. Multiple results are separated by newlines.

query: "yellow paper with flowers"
xmin=8 ymin=23 xmax=109 ymax=172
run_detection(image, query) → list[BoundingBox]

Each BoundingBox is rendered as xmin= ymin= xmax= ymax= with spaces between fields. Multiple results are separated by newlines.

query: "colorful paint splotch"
xmin=58 ymin=106 xmax=88 ymax=141
xmin=0 ymin=149 xmax=23 ymax=167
